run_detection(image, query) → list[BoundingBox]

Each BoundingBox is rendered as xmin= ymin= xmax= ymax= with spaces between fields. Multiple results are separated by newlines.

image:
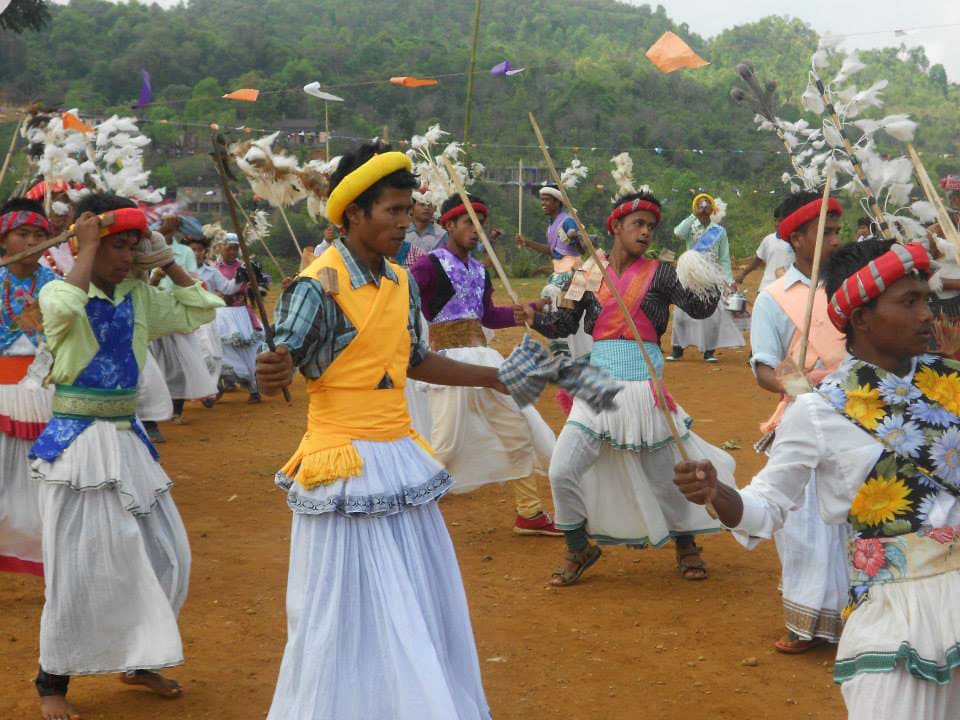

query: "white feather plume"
xmin=676 ymin=251 xmax=727 ymax=300
xmin=230 ymin=132 xmax=306 ymax=208
xmin=559 ymin=158 xmax=589 ymax=189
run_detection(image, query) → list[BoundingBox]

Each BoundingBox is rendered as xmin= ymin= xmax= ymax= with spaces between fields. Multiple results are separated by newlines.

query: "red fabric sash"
xmin=593 ymin=258 xmax=659 ymax=342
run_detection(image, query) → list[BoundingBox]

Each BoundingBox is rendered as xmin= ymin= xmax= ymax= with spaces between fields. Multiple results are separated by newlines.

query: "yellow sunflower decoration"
xmin=850 ymin=476 xmax=912 ymax=526
xmin=915 ymin=366 xmax=960 ymax=416
xmin=845 ymin=385 xmax=886 ymax=430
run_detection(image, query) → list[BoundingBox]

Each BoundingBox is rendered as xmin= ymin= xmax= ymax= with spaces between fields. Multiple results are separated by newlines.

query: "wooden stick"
xmin=278 ymin=206 xmax=303 ymax=255
xmin=0 ymin=117 xmax=23 ymax=191
xmin=517 ymin=158 xmax=523 ymax=236
xmin=906 ymin=143 xmax=960 ymax=255
xmin=441 ymin=156 xmax=519 ymax=304
xmin=795 ymin=170 xmax=834 ymax=369
xmin=528 ymin=112 xmax=717 ymax=518
xmin=0 ymin=214 xmax=115 ymax=269
xmin=210 ymin=131 xmax=291 ymax=402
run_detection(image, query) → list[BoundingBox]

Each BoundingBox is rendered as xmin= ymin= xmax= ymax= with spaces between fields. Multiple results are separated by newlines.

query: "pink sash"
xmin=593 ymin=258 xmax=659 ymax=342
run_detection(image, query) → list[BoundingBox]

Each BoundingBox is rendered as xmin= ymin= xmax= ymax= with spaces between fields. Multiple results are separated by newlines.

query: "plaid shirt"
xmin=273 ymin=239 xmax=429 ymax=385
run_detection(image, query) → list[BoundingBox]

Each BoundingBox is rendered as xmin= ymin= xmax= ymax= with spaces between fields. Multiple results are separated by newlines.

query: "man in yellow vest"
xmin=749 ymin=189 xmax=849 ymax=654
xmin=256 ymin=142 xmax=501 ymax=720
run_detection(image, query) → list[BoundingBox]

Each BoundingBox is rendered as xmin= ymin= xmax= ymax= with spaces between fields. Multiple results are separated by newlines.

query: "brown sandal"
xmin=676 ymin=543 xmax=708 ymax=581
xmin=549 ymin=545 xmax=602 ymax=586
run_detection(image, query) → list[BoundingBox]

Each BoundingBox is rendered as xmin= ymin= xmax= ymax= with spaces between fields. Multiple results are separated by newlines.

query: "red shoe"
xmin=513 ymin=512 xmax=564 ymax=537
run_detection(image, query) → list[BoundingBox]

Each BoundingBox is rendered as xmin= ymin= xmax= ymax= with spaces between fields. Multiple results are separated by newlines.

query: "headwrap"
xmin=178 ymin=215 xmax=205 ymax=241
xmin=412 ymin=186 xmax=430 ymax=204
xmin=777 ymin=197 xmax=843 ymax=241
xmin=941 ymin=176 xmax=960 ymax=193
xmin=326 ymin=152 xmax=413 ymax=227
xmin=691 ymin=193 xmax=715 ymax=215
xmin=97 ymin=207 xmax=148 ymax=239
xmin=606 ymin=197 xmax=661 ymax=234
xmin=224 ymin=233 xmax=240 ymax=245
xmin=24 ymin=180 xmax=84 ymax=202
xmin=538 ymin=186 xmax=564 ymax=203
xmin=827 ymin=242 xmax=930 ymax=331
xmin=438 ymin=201 xmax=489 ymax=227
xmin=0 ymin=211 xmax=51 ymax=238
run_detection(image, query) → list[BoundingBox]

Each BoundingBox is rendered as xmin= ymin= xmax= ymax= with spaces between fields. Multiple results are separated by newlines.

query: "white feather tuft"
xmin=676 ymin=251 xmax=727 ymax=300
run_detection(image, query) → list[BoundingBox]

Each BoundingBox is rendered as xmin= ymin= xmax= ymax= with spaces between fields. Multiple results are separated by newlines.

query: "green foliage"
xmin=0 ymin=0 xmax=51 ymax=34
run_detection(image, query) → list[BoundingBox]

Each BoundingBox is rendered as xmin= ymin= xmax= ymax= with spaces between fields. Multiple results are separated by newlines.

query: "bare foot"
xmin=119 ymin=671 xmax=183 ymax=698
xmin=39 ymin=694 xmax=80 ymax=720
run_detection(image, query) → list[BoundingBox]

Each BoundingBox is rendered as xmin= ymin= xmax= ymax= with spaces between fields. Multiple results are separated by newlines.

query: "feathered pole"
xmin=0 ymin=116 xmax=23 ymax=191
xmin=210 ymin=131 xmax=291 ymax=403
xmin=529 ymin=112 xmax=717 ymax=519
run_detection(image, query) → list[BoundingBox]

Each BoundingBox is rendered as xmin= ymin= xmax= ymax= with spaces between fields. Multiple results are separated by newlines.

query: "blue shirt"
xmin=749 ymin=264 xmax=810 ymax=373
xmin=0 ymin=265 xmax=59 ymax=353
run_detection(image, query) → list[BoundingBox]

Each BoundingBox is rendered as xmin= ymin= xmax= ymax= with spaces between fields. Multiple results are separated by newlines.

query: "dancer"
xmin=0 ymin=199 xmax=57 ymax=577
xmin=258 ymin=142 xmax=499 ymax=720
xmin=734 ymin=208 xmax=794 ymax=291
xmin=530 ymin=190 xmax=735 ymax=585
xmin=215 ymin=233 xmax=267 ymax=402
xmin=517 ymin=184 xmax=591 ymax=357
xmin=30 ymin=194 xmax=222 ymax=720
xmin=749 ymin=189 xmax=849 ymax=653
xmin=410 ymin=193 xmax=559 ymax=535
xmin=675 ymin=239 xmax=960 ymax=720
xmin=668 ymin=192 xmax=743 ymax=362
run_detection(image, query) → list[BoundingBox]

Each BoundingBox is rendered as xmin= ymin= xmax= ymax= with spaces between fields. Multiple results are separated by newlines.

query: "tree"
xmin=0 ymin=0 xmax=51 ymax=34
xmin=930 ymin=64 xmax=948 ymax=96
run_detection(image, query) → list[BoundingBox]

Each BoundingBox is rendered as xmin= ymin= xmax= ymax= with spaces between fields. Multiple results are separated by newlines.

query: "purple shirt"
xmin=410 ymin=250 xmax=517 ymax=329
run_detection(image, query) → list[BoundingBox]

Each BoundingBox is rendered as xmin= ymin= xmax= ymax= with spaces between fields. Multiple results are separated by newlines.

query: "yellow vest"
xmin=281 ymin=247 xmax=432 ymax=489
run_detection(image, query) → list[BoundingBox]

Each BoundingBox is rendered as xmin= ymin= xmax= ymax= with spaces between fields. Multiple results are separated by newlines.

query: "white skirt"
xmin=842 ymin=665 xmax=960 ymax=720
xmin=150 ymin=332 xmax=218 ymax=401
xmin=422 ymin=345 xmax=555 ymax=494
xmin=775 ymin=471 xmax=849 ymax=642
xmin=195 ymin=321 xmax=223 ymax=379
xmin=0 ymin=433 xmax=43 ymax=568
xmin=0 ymin=374 xmax=52 ymax=436
xmin=32 ymin=423 xmax=190 ymax=675
xmin=215 ymin=305 xmax=262 ymax=347
xmin=269 ymin=438 xmax=489 ymax=720
xmin=137 ymin=352 xmax=173 ymax=423
xmin=551 ymin=380 xmax=736 ymax=546
xmin=671 ymin=305 xmax=744 ymax=352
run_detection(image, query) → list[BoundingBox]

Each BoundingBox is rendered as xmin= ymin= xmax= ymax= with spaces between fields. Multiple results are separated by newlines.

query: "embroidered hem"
xmin=565 ymin=416 xmax=694 ymax=452
xmin=783 ymin=597 xmax=843 ymax=642
xmin=834 ymin=642 xmax=960 ymax=685
xmin=276 ymin=469 xmax=453 ymax=516
xmin=555 ymin=525 xmax=722 ymax=548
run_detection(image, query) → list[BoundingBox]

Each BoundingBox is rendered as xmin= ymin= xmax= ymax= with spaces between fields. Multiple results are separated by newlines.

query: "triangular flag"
xmin=223 ymin=88 xmax=260 ymax=102
xmin=490 ymin=60 xmax=525 ymax=77
xmin=645 ymin=31 xmax=709 ymax=73
xmin=62 ymin=112 xmax=94 ymax=133
xmin=389 ymin=76 xmax=439 ymax=88
xmin=135 ymin=69 xmax=152 ymax=109
xmin=303 ymin=82 xmax=345 ymax=102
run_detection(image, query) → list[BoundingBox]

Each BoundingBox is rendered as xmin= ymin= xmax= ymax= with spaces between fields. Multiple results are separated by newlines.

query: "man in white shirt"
xmin=734 ymin=215 xmax=795 ymax=292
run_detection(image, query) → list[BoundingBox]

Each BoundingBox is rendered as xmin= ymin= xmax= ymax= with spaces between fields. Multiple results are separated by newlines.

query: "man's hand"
xmin=515 ymin=234 xmax=527 ymax=248
xmin=512 ymin=304 xmax=530 ymax=326
xmin=134 ymin=231 xmax=175 ymax=272
xmin=256 ymin=345 xmax=294 ymax=396
xmin=73 ymin=212 xmax=102 ymax=253
xmin=673 ymin=460 xmax=719 ymax=506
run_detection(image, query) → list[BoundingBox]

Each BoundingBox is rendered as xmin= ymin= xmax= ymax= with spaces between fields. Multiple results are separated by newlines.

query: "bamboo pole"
xmin=528 ymin=112 xmax=717 ymax=518
xmin=462 ymin=0 xmax=482 ymax=146
xmin=795 ymin=171 xmax=834 ymax=369
xmin=517 ymin=158 xmax=523 ymax=236
xmin=278 ymin=205 xmax=303 ymax=255
xmin=905 ymin=143 xmax=960 ymax=255
xmin=0 ymin=117 xmax=23 ymax=191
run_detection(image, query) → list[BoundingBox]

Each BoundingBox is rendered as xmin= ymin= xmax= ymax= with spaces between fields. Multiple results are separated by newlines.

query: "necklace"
xmin=1 ymin=270 xmax=40 ymax=332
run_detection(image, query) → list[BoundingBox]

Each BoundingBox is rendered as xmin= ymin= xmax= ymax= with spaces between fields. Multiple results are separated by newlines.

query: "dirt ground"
xmin=0 ymin=273 xmax=846 ymax=719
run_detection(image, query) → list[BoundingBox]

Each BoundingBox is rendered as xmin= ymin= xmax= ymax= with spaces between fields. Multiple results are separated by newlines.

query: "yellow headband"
xmin=325 ymin=152 xmax=413 ymax=227
xmin=691 ymin=193 xmax=715 ymax=214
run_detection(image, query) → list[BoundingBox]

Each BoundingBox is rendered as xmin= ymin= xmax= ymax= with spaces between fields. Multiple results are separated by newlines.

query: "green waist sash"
xmin=52 ymin=385 xmax=137 ymax=421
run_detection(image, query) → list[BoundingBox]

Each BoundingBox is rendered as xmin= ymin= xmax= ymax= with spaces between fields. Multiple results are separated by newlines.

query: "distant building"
xmin=177 ymin=186 xmax=225 ymax=215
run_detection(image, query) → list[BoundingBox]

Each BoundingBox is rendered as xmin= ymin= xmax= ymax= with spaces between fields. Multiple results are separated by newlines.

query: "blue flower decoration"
xmin=909 ymin=400 xmax=960 ymax=428
xmin=878 ymin=374 xmax=922 ymax=406
xmin=930 ymin=427 xmax=960 ymax=487
xmin=819 ymin=383 xmax=847 ymax=410
xmin=876 ymin=415 xmax=925 ymax=458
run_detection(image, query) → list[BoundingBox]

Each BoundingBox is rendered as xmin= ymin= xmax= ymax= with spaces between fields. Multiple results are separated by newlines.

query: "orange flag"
xmin=645 ymin=31 xmax=709 ymax=73
xmin=389 ymin=76 xmax=439 ymax=88
xmin=61 ymin=111 xmax=94 ymax=133
xmin=223 ymin=88 xmax=260 ymax=102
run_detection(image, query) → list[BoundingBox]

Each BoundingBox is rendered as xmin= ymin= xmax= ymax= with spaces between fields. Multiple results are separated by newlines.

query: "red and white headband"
xmin=777 ymin=197 xmax=843 ymax=241
xmin=439 ymin=201 xmax=489 ymax=227
xmin=606 ymin=198 xmax=661 ymax=234
xmin=0 ymin=211 xmax=51 ymax=237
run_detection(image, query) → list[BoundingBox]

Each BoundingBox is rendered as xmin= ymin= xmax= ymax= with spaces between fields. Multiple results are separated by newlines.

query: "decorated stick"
xmin=232 ymin=202 xmax=286 ymax=278
xmin=0 ymin=117 xmax=23 ymax=191
xmin=810 ymin=74 xmax=894 ymax=241
xmin=528 ymin=112 xmax=716 ymax=518
xmin=905 ymin=143 xmax=960 ymax=255
xmin=795 ymin=171 xmax=834 ymax=369
xmin=517 ymin=158 xmax=523 ymax=237
xmin=278 ymin=205 xmax=304 ymax=255
xmin=210 ymin=132 xmax=291 ymax=402
xmin=0 ymin=214 xmax=115 ymax=269
xmin=441 ymin=156 xmax=519 ymax=305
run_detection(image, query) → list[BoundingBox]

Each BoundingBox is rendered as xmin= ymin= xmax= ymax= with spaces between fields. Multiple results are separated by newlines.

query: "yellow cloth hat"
xmin=326 ymin=152 xmax=413 ymax=227
xmin=691 ymin=193 xmax=715 ymax=214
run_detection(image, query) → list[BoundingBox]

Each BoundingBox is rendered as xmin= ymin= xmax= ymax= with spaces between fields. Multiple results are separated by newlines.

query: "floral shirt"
xmin=0 ymin=265 xmax=58 ymax=353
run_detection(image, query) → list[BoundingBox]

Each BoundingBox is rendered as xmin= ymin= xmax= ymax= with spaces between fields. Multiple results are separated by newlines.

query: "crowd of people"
xmin=1 ymin=138 xmax=960 ymax=720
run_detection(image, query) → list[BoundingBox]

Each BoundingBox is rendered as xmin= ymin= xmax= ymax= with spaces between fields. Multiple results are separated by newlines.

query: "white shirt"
xmin=755 ymin=233 xmax=795 ymax=291
xmin=197 ymin=263 xmax=235 ymax=295
xmin=733 ymin=358 xmax=960 ymax=550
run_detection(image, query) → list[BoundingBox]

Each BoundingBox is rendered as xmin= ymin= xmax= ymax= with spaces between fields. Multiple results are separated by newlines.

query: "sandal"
xmin=676 ymin=543 xmax=708 ymax=581
xmin=549 ymin=545 xmax=602 ymax=587
xmin=774 ymin=633 xmax=827 ymax=654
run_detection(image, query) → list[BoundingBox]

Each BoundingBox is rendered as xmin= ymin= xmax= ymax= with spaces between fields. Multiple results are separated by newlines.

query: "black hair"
xmin=824 ymin=239 xmax=929 ymax=347
xmin=186 ymin=235 xmax=210 ymax=249
xmin=0 ymin=198 xmax=46 ymax=217
xmin=74 ymin=193 xmax=137 ymax=216
xmin=439 ymin=193 xmax=486 ymax=220
xmin=774 ymin=189 xmax=840 ymax=241
xmin=328 ymin=141 xmax=418 ymax=230
xmin=857 ymin=216 xmax=872 ymax=228
xmin=613 ymin=190 xmax=662 ymax=213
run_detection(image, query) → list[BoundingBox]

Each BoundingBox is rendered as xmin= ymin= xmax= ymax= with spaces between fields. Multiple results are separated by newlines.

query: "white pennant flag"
xmin=303 ymin=82 xmax=345 ymax=103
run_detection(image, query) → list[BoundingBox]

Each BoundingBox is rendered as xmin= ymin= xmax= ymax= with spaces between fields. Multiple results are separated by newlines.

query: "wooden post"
xmin=517 ymin=158 xmax=524 ymax=236
xmin=462 ymin=0 xmax=482 ymax=146
xmin=795 ymin=171 xmax=833 ymax=369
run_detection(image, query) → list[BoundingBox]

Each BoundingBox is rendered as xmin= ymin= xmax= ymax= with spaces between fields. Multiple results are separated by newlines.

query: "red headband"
xmin=439 ymin=202 xmax=489 ymax=227
xmin=941 ymin=176 xmax=960 ymax=192
xmin=827 ymin=242 xmax=930 ymax=331
xmin=100 ymin=208 xmax=148 ymax=239
xmin=606 ymin=198 xmax=661 ymax=234
xmin=777 ymin=197 xmax=843 ymax=241
xmin=0 ymin=211 xmax=51 ymax=238
xmin=25 ymin=180 xmax=84 ymax=201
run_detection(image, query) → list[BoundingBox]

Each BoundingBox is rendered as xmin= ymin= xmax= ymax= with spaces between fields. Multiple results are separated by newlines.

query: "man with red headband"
xmin=530 ymin=190 xmax=735 ymax=585
xmin=676 ymin=239 xmax=960 ymax=719
xmin=28 ymin=193 xmax=223 ymax=720
xmin=410 ymin=193 xmax=560 ymax=536
xmin=748 ymin=189 xmax=850 ymax=654
xmin=0 ymin=198 xmax=58 ymax=580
